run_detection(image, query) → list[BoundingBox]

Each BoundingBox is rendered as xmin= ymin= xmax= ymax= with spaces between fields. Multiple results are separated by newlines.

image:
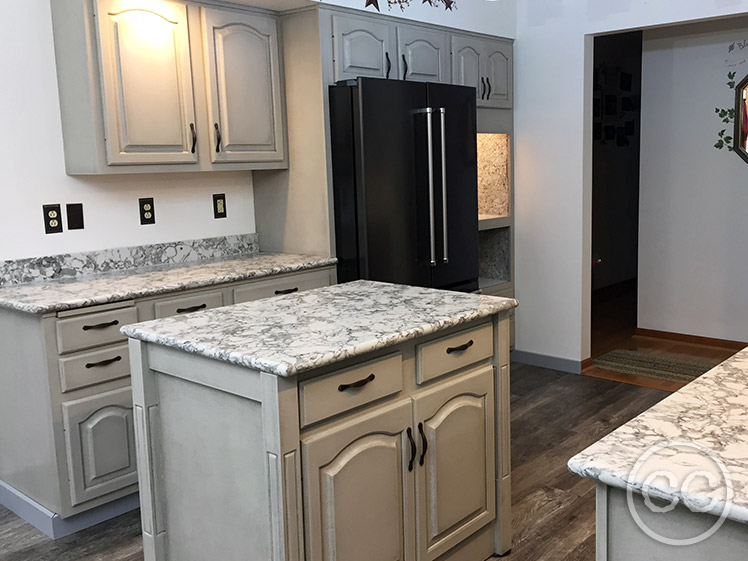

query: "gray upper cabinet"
xmin=201 ymin=8 xmax=286 ymax=163
xmin=451 ymin=35 xmax=513 ymax=109
xmin=332 ymin=14 xmax=396 ymax=82
xmin=95 ymin=0 xmax=198 ymax=165
xmin=396 ymin=25 xmax=450 ymax=83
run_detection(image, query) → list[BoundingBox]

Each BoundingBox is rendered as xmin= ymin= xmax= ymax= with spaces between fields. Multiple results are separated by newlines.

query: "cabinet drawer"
xmin=299 ymin=353 xmax=402 ymax=427
xmin=59 ymin=343 xmax=131 ymax=393
xmin=62 ymin=387 xmax=138 ymax=506
xmin=233 ymin=269 xmax=332 ymax=304
xmin=56 ymin=307 xmax=138 ymax=354
xmin=154 ymin=291 xmax=224 ymax=319
xmin=416 ymin=323 xmax=493 ymax=384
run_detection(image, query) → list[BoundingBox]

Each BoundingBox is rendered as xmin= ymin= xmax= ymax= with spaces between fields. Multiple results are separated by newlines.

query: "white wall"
xmin=0 ymin=1 xmax=256 ymax=262
xmin=514 ymin=1 xmax=748 ymax=366
xmin=638 ymin=19 xmax=748 ymax=342
xmin=315 ymin=0 xmax=516 ymax=38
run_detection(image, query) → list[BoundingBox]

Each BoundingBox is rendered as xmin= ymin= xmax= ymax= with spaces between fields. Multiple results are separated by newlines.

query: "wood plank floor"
xmin=0 ymin=363 xmax=668 ymax=561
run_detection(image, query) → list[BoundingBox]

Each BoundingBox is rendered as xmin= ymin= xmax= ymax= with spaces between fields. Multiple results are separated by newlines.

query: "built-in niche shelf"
xmin=479 ymin=226 xmax=511 ymax=283
xmin=477 ymin=133 xmax=511 ymax=231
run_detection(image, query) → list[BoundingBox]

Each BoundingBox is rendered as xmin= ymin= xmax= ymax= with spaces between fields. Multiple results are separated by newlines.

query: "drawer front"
xmin=59 ymin=344 xmax=131 ymax=393
xmin=56 ymin=307 xmax=138 ymax=354
xmin=416 ymin=323 xmax=493 ymax=384
xmin=154 ymin=291 xmax=224 ymax=319
xmin=299 ymin=353 xmax=403 ymax=427
xmin=62 ymin=387 xmax=138 ymax=506
xmin=233 ymin=268 xmax=332 ymax=304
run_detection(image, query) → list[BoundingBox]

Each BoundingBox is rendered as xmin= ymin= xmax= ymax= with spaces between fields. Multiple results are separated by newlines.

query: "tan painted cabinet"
xmin=413 ymin=366 xmax=496 ymax=561
xmin=96 ymin=0 xmax=197 ymax=165
xmin=302 ymin=363 xmax=496 ymax=561
xmin=451 ymin=36 xmax=512 ymax=109
xmin=201 ymin=8 xmax=285 ymax=163
xmin=50 ymin=0 xmax=288 ymax=174
xmin=302 ymin=400 xmax=415 ymax=561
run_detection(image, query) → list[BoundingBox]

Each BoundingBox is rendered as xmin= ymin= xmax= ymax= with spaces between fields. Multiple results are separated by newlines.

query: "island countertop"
xmin=568 ymin=347 xmax=748 ymax=524
xmin=121 ymin=280 xmax=519 ymax=377
xmin=0 ymin=252 xmax=337 ymax=314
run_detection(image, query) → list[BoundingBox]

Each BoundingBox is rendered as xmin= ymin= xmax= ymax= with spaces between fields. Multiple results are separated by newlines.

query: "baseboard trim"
xmin=511 ymin=350 xmax=582 ymax=374
xmin=0 ymin=480 xmax=139 ymax=539
xmin=635 ymin=328 xmax=747 ymax=351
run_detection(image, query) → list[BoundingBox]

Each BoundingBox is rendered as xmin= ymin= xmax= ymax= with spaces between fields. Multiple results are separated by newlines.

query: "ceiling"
xmin=227 ymin=0 xmax=314 ymax=10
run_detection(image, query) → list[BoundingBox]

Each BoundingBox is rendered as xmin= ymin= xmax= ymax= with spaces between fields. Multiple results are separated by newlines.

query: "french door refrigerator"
xmin=330 ymin=77 xmax=479 ymax=292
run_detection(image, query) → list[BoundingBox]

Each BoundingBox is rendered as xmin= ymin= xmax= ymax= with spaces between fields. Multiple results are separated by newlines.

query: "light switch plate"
xmin=66 ymin=203 xmax=84 ymax=230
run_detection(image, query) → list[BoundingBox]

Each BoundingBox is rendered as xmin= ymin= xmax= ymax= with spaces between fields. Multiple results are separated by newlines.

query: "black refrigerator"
xmin=329 ymin=77 xmax=479 ymax=292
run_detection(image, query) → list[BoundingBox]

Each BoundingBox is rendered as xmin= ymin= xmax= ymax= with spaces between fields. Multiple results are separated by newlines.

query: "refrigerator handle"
xmin=417 ymin=108 xmax=437 ymax=267
xmin=439 ymin=107 xmax=448 ymax=264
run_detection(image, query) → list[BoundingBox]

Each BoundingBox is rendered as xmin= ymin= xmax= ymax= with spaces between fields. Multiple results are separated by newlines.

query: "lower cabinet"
xmin=62 ymin=387 xmax=138 ymax=506
xmin=302 ymin=365 xmax=495 ymax=561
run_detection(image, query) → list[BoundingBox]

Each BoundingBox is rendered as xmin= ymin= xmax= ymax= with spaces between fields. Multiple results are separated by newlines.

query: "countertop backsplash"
xmin=0 ymin=233 xmax=259 ymax=287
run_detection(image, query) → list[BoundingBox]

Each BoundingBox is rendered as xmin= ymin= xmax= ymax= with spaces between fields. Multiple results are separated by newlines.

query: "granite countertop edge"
xmin=121 ymin=286 xmax=518 ymax=377
xmin=0 ymin=254 xmax=338 ymax=314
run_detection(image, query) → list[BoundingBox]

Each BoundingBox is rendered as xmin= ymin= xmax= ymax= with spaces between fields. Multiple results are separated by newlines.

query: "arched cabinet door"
xmin=95 ymin=0 xmax=198 ymax=165
xmin=484 ymin=43 xmax=513 ymax=108
xmin=332 ymin=14 xmax=396 ymax=82
xmin=201 ymin=8 xmax=286 ymax=163
xmin=62 ymin=387 xmax=138 ymax=506
xmin=412 ymin=366 xmax=496 ymax=561
xmin=397 ymin=26 xmax=450 ymax=83
xmin=451 ymin=36 xmax=483 ymax=101
xmin=302 ymin=399 xmax=415 ymax=561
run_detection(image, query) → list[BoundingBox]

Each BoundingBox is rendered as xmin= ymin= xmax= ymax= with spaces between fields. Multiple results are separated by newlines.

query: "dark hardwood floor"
xmin=0 ymin=364 xmax=668 ymax=561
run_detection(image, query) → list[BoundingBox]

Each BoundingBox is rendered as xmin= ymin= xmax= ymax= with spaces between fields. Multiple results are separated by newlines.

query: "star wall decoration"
xmin=365 ymin=0 xmax=456 ymax=11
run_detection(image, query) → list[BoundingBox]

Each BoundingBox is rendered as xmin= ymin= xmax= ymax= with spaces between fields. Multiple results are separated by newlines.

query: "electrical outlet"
xmin=43 ymin=204 xmax=63 ymax=234
xmin=139 ymin=198 xmax=155 ymax=225
xmin=213 ymin=193 xmax=227 ymax=219
xmin=66 ymin=203 xmax=84 ymax=230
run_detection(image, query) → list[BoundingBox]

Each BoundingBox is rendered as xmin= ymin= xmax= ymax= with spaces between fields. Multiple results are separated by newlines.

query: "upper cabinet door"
xmin=302 ymin=399 xmax=415 ymax=561
xmin=95 ymin=0 xmax=198 ymax=165
xmin=412 ymin=366 xmax=496 ymax=561
xmin=451 ymin=35 xmax=483 ymax=102
xmin=201 ymin=8 xmax=286 ymax=163
xmin=484 ymin=41 xmax=513 ymax=109
xmin=332 ymin=14 xmax=395 ymax=82
xmin=397 ymin=26 xmax=450 ymax=83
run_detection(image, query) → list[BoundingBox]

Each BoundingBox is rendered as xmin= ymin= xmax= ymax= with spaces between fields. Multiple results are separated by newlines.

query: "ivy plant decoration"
xmin=714 ymin=71 xmax=737 ymax=151
xmin=365 ymin=0 xmax=455 ymax=12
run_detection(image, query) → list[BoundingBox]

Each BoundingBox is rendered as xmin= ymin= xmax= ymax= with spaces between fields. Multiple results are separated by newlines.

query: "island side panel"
xmin=130 ymin=341 xmax=302 ymax=561
xmin=599 ymin=484 xmax=748 ymax=561
xmin=495 ymin=312 xmax=512 ymax=554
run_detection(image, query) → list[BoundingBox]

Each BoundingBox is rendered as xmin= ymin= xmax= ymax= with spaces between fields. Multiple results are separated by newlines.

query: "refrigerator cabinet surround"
xmin=330 ymin=78 xmax=479 ymax=292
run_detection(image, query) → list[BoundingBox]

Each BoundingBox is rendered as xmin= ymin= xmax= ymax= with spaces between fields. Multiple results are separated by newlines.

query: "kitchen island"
xmin=568 ymin=348 xmax=748 ymax=560
xmin=122 ymin=280 xmax=518 ymax=561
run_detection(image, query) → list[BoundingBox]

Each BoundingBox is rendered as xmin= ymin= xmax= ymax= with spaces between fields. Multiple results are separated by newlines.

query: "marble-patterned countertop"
xmin=122 ymin=280 xmax=518 ymax=377
xmin=568 ymin=347 xmax=748 ymax=523
xmin=0 ymin=253 xmax=337 ymax=314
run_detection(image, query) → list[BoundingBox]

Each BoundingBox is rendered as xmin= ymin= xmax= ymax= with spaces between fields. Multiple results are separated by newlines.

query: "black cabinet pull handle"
xmin=85 ymin=355 xmax=122 ymax=369
xmin=486 ymin=77 xmax=492 ymax=99
xmin=338 ymin=373 xmax=375 ymax=392
xmin=446 ymin=339 xmax=474 ymax=354
xmin=214 ymin=123 xmax=222 ymax=153
xmin=82 ymin=320 xmax=119 ymax=331
xmin=176 ymin=303 xmax=207 ymax=314
xmin=418 ymin=422 xmax=428 ymax=466
xmin=385 ymin=52 xmax=391 ymax=79
xmin=274 ymin=287 xmax=299 ymax=296
xmin=480 ymin=77 xmax=486 ymax=99
xmin=402 ymin=54 xmax=408 ymax=80
xmin=407 ymin=427 xmax=416 ymax=472
xmin=190 ymin=123 xmax=196 ymax=154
